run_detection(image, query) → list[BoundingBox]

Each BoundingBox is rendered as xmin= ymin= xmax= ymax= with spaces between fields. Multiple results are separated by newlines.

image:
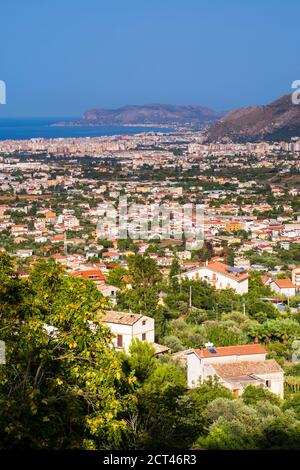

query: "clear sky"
xmin=0 ymin=0 xmax=299 ymax=117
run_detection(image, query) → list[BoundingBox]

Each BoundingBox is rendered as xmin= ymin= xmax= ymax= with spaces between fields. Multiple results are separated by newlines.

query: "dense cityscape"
xmin=1 ymin=0 xmax=300 ymax=460
xmin=1 ymin=127 xmax=300 ymax=450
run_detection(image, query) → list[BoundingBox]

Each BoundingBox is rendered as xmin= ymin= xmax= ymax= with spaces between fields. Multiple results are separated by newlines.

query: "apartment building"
xmin=182 ymin=261 xmax=248 ymax=295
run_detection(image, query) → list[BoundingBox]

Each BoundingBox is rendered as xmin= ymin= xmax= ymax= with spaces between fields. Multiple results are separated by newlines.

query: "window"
xmin=142 ymin=320 xmax=146 ymax=326
xmin=117 ymin=335 xmax=123 ymax=348
xmin=142 ymin=333 xmax=146 ymax=341
xmin=266 ymin=380 xmax=271 ymax=388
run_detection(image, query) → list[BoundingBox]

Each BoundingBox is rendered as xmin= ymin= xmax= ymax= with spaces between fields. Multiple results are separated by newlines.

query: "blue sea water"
xmin=0 ymin=117 xmax=170 ymax=140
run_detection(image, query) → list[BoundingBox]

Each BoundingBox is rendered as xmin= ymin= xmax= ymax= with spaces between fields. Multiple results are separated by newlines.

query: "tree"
xmin=127 ymin=254 xmax=162 ymax=289
xmin=248 ymin=271 xmax=272 ymax=296
xmin=283 ymin=393 xmax=300 ymax=420
xmin=106 ymin=265 xmax=128 ymax=289
xmin=257 ymin=413 xmax=300 ymax=450
xmin=97 ymin=239 xmax=113 ymax=249
xmin=117 ymin=255 xmax=162 ymax=316
xmin=203 ymin=397 xmax=259 ymax=427
xmin=225 ymin=247 xmax=235 ymax=266
xmin=247 ymin=299 xmax=278 ymax=320
xmin=118 ymin=340 xmax=190 ymax=449
xmin=117 ymin=239 xmax=138 ymax=253
xmin=162 ymin=335 xmax=184 ymax=352
xmin=120 ymin=339 xmax=157 ymax=383
xmin=168 ymin=255 xmax=180 ymax=290
xmin=201 ymin=417 xmax=259 ymax=450
xmin=185 ymin=380 xmax=234 ymax=447
xmin=203 ymin=321 xmax=247 ymax=347
xmin=247 ymin=318 xmax=300 ymax=343
xmin=200 ymin=398 xmax=272 ymax=450
xmin=0 ymin=254 xmax=126 ymax=449
xmin=192 ymin=243 xmax=212 ymax=262
xmin=163 ymin=318 xmax=205 ymax=349
xmin=242 ymin=385 xmax=281 ymax=407
xmin=171 ymin=279 xmax=217 ymax=311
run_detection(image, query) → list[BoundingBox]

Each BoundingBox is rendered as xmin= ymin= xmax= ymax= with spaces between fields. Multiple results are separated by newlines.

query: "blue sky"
xmin=0 ymin=0 xmax=299 ymax=117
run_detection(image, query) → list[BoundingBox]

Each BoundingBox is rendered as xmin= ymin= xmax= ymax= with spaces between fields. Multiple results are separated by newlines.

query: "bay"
xmin=0 ymin=117 xmax=170 ymax=140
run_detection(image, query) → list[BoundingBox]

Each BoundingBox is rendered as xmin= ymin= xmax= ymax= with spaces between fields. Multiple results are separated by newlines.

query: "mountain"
xmin=205 ymin=94 xmax=300 ymax=142
xmin=73 ymin=104 xmax=220 ymax=127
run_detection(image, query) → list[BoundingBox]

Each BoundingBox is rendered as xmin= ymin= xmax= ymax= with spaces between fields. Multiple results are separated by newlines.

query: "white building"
xmin=282 ymin=224 xmax=300 ymax=238
xmin=15 ymin=249 xmax=33 ymax=258
xmin=102 ymin=310 xmax=155 ymax=352
xmin=270 ymin=279 xmax=296 ymax=298
xmin=181 ymin=261 xmax=248 ymax=295
xmin=99 ymin=284 xmax=120 ymax=305
xmin=57 ymin=214 xmax=80 ymax=229
xmin=292 ymin=267 xmax=300 ymax=292
xmin=63 ymin=215 xmax=80 ymax=228
xmin=186 ymin=344 xmax=284 ymax=398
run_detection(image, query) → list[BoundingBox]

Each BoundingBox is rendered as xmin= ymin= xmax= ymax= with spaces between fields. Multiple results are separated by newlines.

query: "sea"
xmin=0 ymin=117 xmax=170 ymax=141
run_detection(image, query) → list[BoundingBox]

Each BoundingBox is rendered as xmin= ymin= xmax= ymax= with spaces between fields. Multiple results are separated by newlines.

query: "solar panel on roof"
xmin=227 ymin=267 xmax=245 ymax=273
xmin=208 ymin=348 xmax=217 ymax=354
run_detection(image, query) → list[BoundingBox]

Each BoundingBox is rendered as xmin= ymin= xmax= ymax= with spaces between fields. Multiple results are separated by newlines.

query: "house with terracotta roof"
xmin=71 ymin=268 xmax=106 ymax=288
xmin=270 ymin=278 xmax=296 ymax=298
xmin=186 ymin=343 xmax=284 ymax=398
xmin=261 ymin=274 xmax=272 ymax=287
xmin=102 ymin=310 xmax=154 ymax=352
xmin=102 ymin=310 xmax=169 ymax=355
xmin=11 ymin=224 xmax=29 ymax=236
xmin=44 ymin=210 xmax=57 ymax=224
xmin=181 ymin=261 xmax=248 ymax=295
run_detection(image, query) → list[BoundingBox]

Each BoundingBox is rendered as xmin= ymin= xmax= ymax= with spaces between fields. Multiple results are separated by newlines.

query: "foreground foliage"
xmin=0 ymin=255 xmax=126 ymax=449
xmin=2 ymin=254 xmax=300 ymax=449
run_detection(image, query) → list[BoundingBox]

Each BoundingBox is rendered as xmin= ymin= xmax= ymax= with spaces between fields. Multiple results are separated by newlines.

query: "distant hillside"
xmin=72 ymin=104 xmax=221 ymax=127
xmin=205 ymin=94 xmax=300 ymax=142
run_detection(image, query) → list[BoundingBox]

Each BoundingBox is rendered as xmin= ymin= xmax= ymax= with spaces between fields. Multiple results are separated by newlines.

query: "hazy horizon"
xmin=1 ymin=0 xmax=299 ymax=117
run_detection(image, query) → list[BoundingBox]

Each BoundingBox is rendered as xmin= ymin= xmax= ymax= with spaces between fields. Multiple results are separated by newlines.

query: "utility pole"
xmin=189 ymin=285 xmax=192 ymax=309
xmin=243 ymin=302 xmax=246 ymax=316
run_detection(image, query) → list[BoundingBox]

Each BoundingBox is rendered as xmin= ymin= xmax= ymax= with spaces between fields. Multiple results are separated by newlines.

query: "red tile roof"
xmin=273 ymin=279 xmax=295 ymax=289
xmin=205 ymin=261 xmax=248 ymax=282
xmin=194 ymin=343 xmax=267 ymax=359
xmin=103 ymin=310 xmax=143 ymax=325
xmin=212 ymin=359 xmax=283 ymax=378
xmin=261 ymin=275 xmax=271 ymax=285
xmin=71 ymin=269 xmax=105 ymax=282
